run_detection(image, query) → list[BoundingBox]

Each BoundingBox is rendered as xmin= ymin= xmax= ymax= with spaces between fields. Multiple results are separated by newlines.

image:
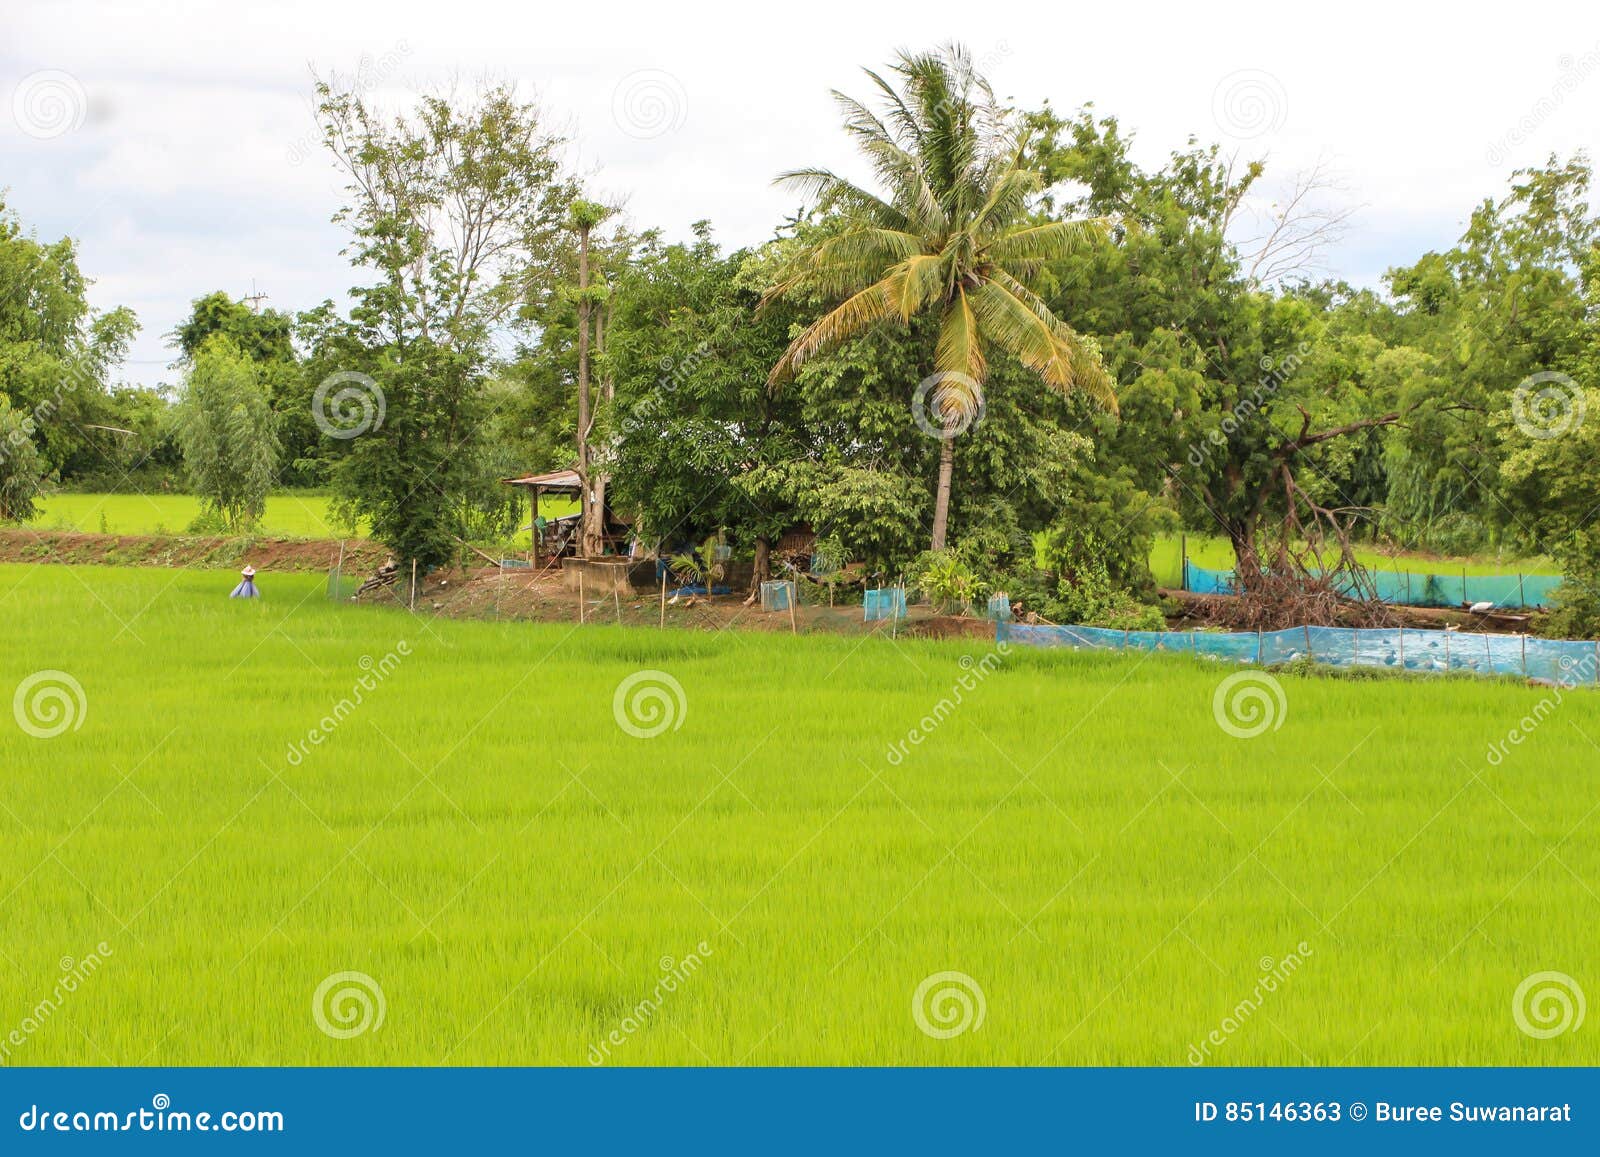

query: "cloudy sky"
xmin=4 ymin=0 xmax=1597 ymax=387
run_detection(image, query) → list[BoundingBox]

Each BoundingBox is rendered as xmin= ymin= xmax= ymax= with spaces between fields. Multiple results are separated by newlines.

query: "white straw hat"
xmin=241 ymin=565 xmax=256 ymax=577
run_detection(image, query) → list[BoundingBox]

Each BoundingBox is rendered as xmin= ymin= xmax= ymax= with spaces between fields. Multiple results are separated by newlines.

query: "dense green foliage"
xmin=2 ymin=49 xmax=1597 ymax=629
xmin=170 ymin=337 xmax=280 ymax=531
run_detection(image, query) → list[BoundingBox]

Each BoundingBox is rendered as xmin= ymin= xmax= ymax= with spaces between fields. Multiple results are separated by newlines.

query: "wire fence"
xmin=1183 ymin=560 xmax=1564 ymax=610
xmin=996 ymin=621 xmax=1600 ymax=685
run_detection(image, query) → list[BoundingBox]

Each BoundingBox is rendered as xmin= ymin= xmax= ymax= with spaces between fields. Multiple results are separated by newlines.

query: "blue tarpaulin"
xmin=998 ymin=620 xmax=1598 ymax=684
xmin=1184 ymin=560 xmax=1564 ymax=610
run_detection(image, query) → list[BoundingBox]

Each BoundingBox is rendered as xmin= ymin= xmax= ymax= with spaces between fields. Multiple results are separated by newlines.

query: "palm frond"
xmin=986 ymin=217 xmax=1111 ymax=264
xmin=883 ymin=253 xmax=948 ymax=320
xmin=935 ymin=287 xmax=986 ymax=383
xmin=768 ymin=279 xmax=900 ymax=386
xmin=969 ymin=278 xmax=1117 ymax=413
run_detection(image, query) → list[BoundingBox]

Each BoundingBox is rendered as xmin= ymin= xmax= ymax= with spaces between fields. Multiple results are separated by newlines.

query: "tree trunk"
xmin=575 ymin=220 xmax=597 ymax=556
xmin=584 ymin=306 xmax=612 ymax=556
xmin=1228 ymin=518 xmax=1262 ymax=589
xmin=929 ymin=427 xmax=956 ymax=551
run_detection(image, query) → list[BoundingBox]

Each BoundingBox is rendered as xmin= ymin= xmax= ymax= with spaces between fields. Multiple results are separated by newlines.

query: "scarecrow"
xmin=230 ymin=564 xmax=260 ymax=599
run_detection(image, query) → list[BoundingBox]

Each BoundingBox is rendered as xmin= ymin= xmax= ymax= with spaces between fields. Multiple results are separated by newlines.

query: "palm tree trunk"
xmin=930 ymin=428 xmax=956 ymax=551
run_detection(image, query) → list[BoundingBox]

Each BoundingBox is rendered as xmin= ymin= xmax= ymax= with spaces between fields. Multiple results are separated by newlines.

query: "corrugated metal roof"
xmin=502 ymin=469 xmax=582 ymax=490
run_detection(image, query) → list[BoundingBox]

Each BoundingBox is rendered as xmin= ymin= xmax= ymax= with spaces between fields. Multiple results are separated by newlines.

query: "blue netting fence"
xmin=997 ymin=621 xmax=1600 ymax=685
xmin=1183 ymin=560 xmax=1564 ymax=610
xmin=864 ymin=589 xmax=908 ymax=622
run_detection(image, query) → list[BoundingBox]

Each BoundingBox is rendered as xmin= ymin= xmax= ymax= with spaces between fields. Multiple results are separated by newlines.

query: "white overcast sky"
xmin=4 ymin=0 xmax=1598 ymax=387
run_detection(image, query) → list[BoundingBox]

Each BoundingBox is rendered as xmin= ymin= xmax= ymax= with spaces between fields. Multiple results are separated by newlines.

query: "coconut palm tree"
xmin=764 ymin=45 xmax=1117 ymax=551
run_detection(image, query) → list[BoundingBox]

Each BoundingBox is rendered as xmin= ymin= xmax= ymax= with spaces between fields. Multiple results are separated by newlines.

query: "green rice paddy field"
xmin=16 ymin=493 xmax=577 ymax=540
xmin=2 ymin=564 xmax=1596 ymax=1066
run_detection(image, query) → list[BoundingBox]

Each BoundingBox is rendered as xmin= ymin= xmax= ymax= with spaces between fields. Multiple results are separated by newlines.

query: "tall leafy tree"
xmin=764 ymin=44 xmax=1116 ymax=550
xmin=314 ymin=76 xmax=576 ymax=572
xmin=0 ymin=196 xmax=138 ymax=490
xmin=170 ymin=336 xmax=280 ymax=531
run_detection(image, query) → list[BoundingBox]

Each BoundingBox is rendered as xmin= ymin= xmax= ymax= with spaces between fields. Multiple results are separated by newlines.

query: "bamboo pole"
xmin=579 ymin=570 xmax=586 ymax=624
xmin=409 ymin=559 xmax=417 ymax=612
xmin=787 ymin=581 xmax=798 ymax=635
xmin=613 ymin=583 xmax=622 ymax=625
xmin=660 ymin=571 xmax=667 ymax=628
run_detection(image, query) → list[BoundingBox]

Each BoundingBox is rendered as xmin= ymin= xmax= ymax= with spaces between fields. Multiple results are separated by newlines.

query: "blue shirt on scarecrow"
xmin=230 ymin=564 xmax=259 ymax=598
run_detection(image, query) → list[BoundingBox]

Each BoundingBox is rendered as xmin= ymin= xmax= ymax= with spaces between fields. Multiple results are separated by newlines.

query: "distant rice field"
xmin=24 ymin=493 xmax=353 ymax=539
xmin=2 ymin=564 xmax=1595 ymax=1065
xmin=1149 ymin=533 xmax=1558 ymax=588
xmin=16 ymin=493 xmax=579 ymax=543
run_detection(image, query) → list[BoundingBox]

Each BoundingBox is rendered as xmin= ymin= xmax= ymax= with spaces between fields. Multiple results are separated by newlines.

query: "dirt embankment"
xmin=0 ymin=529 xmax=389 ymax=573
